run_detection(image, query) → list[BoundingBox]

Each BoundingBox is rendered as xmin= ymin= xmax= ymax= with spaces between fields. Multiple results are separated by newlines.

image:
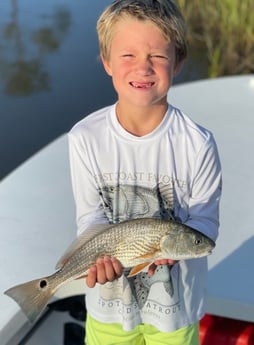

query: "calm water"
xmin=0 ymin=0 xmax=208 ymax=179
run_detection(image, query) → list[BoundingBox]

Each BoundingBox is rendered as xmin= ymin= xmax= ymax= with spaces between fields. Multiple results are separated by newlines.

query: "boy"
xmin=68 ymin=0 xmax=222 ymax=344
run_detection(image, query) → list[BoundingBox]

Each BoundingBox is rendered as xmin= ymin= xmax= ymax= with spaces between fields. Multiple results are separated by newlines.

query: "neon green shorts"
xmin=85 ymin=314 xmax=200 ymax=345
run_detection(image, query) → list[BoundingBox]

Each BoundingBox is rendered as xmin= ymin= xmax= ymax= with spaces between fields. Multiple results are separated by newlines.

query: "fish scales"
xmin=4 ymin=218 xmax=215 ymax=323
xmin=33 ymin=219 xmax=166 ymax=294
xmin=55 ymin=218 xmax=168 ymax=283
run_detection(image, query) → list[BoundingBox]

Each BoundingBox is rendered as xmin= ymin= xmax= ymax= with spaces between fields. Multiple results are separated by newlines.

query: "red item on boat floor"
xmin=200 ymin=314 xmax=254 ymax=345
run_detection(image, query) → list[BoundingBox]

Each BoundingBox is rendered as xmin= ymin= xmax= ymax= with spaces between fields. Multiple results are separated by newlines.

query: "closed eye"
xmin=150 ymin=55 xmax=168 ymax=60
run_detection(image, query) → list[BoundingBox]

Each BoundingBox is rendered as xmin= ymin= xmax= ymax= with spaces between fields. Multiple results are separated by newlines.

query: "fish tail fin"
xmin=4 ymin=276 xmax=55 ymax=323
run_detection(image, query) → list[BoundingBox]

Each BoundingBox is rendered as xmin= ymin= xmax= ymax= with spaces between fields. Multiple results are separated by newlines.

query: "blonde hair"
xmin=97 ymin=0 xmax=187 ymax=66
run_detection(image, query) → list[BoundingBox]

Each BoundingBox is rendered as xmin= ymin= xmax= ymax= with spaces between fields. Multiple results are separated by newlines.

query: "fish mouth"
xmin=201 ymin=249 xmax=213 ymax=256
xmin=130 ymin=81 xmax=155 ymax=89
xmin=195 ymin=249 xmax=213 ymax=258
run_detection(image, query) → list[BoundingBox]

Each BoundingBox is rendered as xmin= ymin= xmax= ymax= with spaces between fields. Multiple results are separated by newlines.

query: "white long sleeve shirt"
xmin=68 ymin=103 xmax=222 ymax=332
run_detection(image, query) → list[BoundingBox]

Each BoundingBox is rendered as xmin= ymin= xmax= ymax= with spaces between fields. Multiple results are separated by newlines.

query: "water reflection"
xmin=0 ymin=1 xmax=71 ymax=95
xmin=0 ymin=0 xmax=204 ymax=179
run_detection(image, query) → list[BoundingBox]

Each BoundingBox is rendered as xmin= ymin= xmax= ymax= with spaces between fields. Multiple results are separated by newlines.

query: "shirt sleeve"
xmin=68 ymin=130 xmax=107 ymax=236
xmin=184 ymin=133 xmax=222 ymax=242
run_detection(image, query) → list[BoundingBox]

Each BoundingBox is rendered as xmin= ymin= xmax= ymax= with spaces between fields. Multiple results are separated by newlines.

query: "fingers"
xmin=86 ymin=257 xmax=177 ymax=287
xmin=97 ymin=256 xmax=115 ymax=283
xmin=111 ymin=256 xmax=123 ymax=277
xmin=86 ymin=256 xmax=123 ymax=288
xmin=148 ymin=259 xmax=178 ymax=276
xmin=154 ymin=259 xmax=177 ymax=266
xmin=86 ymin=265 xmax=97 ymax=288
xmin=147 ymin=263 xmax=157 ymax=276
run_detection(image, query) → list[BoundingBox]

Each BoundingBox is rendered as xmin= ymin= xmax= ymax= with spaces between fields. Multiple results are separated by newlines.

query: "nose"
xmin=135 ymin=56 xmax=153 ymax=76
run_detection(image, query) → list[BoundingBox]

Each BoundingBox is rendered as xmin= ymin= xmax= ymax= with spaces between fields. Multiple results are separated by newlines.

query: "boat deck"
xmin=1 ymin=75 xmax=254 ymax=344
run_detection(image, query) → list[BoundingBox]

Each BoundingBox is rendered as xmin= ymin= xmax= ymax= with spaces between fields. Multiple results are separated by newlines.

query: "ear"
xmin=101 ymin=54 xmax=112 ymax=76
xmin=173 ymin=60 xmax=185 ymax=77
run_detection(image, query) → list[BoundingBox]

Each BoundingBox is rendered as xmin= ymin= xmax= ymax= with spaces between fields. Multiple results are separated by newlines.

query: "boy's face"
xmin=102 ymin=17 xmax=183 ymax=109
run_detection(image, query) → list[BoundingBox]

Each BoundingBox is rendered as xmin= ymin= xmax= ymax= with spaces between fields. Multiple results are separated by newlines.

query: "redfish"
xmin=4 ymin=218 xmax=215 ymax=322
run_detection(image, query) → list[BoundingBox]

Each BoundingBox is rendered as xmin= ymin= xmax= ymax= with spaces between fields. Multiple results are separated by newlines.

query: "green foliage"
xmin=177 ymin=0 xmax=254 ymax=77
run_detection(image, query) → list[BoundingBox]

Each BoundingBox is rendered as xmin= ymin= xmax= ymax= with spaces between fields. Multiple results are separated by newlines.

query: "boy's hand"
xmin=148 ymin=259 xmax=178 ymax=276
xmin=86 ymin=256 xmax=123 ymax=288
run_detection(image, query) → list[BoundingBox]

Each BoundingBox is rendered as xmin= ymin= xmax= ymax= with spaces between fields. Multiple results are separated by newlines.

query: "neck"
xmin=116 ymin=103 xmax=168 ymax=137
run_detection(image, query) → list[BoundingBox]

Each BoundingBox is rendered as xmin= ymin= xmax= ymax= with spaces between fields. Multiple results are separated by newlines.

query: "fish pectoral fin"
xmin=127 ymin=262 xmax=152 ymax=277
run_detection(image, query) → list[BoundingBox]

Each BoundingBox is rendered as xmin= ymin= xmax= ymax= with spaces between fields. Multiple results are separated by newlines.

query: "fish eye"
xmin=39 ymin=280 xmax=48 ymax=289
xmin=195 ymin=238 xmax=202 ymax=245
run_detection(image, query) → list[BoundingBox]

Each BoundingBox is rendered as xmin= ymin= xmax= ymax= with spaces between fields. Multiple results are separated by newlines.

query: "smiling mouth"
xmin=130 ymin=81 xmax=155 ymax=89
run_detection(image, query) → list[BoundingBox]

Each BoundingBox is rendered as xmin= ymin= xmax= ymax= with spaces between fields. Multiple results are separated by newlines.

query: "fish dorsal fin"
xmin=55 ymin=223 xmax=115 ymax=269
